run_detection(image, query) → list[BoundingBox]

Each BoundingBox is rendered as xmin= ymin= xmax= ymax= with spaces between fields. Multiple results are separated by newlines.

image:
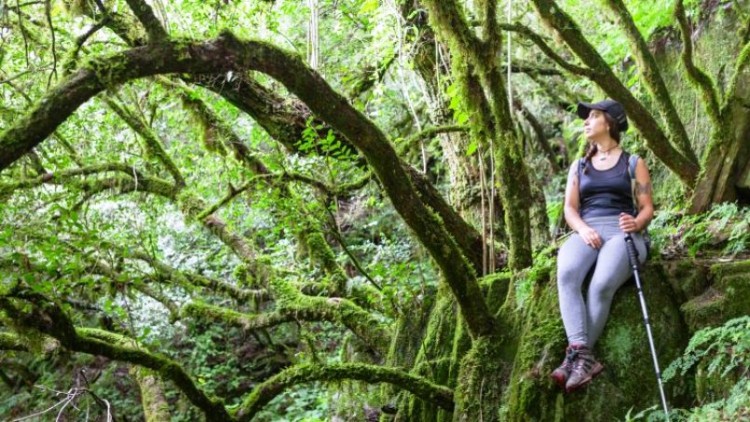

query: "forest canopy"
xmin=1 ymin=0 xmax=749 ymax=420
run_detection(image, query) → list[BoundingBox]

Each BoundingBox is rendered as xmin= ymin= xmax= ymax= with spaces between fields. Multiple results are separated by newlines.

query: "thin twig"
xmin=44 ymin=0 xmax=57 ymax=88
xmin=15 ymin=0 xmax=30 ymax=67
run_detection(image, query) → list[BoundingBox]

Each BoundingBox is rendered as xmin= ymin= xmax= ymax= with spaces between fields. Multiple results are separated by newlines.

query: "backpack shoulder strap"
xmin=627 ymin=153 xmax=638 ymax=180
xmin=576 ymin=158 xmax=584 ymax=197
xmin=628 ymin=153 xmax=639 ymax=214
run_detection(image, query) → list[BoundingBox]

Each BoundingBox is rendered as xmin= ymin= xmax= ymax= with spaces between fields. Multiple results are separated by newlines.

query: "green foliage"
xmin=618 ymin=315 xmax=750 ymax=421
xmin=651 ymin=203 xmax=750 ymax=258
xmin=639 ymin=316 xmax=750 ymax=421
xmin=2 ymin=0 xmax=750 ymax=420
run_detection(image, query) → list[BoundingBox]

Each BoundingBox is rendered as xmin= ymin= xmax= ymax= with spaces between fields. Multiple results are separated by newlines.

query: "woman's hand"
xmin=578 ymin=226 xmax=602 ymax=249
xmin=619 ymin=212 xmax=640 ymax=233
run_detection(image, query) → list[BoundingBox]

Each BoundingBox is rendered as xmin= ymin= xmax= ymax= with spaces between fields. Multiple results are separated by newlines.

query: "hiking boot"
xmin=565 ymin=344 xmax=604 ymax=392
xmin=550 ymin=345 xmax=577 ymax=388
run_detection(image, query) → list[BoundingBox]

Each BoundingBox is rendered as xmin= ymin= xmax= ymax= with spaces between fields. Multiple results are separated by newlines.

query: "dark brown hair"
xmin=581 ymin=112 xmax=621 ymax=174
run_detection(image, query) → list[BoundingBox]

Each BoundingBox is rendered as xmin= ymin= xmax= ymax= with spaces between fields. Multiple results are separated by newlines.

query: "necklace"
xmin=597 ymin=145 xmax=619 ymax=161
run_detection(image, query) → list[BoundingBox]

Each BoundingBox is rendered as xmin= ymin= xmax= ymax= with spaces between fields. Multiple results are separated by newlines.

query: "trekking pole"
xmin=624 ymin=234 xmax=670 ymax=420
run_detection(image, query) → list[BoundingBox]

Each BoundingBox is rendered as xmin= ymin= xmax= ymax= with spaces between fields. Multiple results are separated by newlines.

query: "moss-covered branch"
xmin=126 ymin=250 xmax=268 ymax=302
xmin=0 ymin=164 xmax=178 ymax=201
xmin=529 ymin=0 xmax=699 ymax=187
xmin=196 ymin=181 xmax=253 ymax=220
xmin=234 ymin=363 xmax=454 ymax=420
xmin=182 ymin=302 xmax=291 ymax=330
xmin=478 ymin=0 xmax=499 ymax=48
xmin=78 ymin=324 xmax=173 ymax=420
xmin=0 ymin=32 xmax=495 ymax=337
xmin=0 ymin=332 xmax=27 ymax=351
xmin=498 ymin=23 xmax=594 ymax=77
xmin=399 ymin=125 xmax=469 ymax=155
xmin=506 ymin=62 xmax=563 ymax=76
xmin=103 ymin=97 xmax=186 ymax=187
xmin=674 ymin=0 xmax=723 ymax=128
xmin=0 ymin=297 xmax=233 ymax=421
xmin=424 ymin=0 xmax=533 ymax=270
xmin=131 ymin=366 xmax=171 ymax=422
xmin=725 ymin=40 xmax=750 ymax=107
xmin=124 ymin=0 xmax=167 ymax=43
xmin=273 ymin=279 xmax=391 ymax=354
xmin=604 ymin=0 xmax=697 ymax=164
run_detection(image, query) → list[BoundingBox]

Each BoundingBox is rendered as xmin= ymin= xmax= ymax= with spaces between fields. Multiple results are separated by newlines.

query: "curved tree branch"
xmin=604 ymin=0 xmax=697 ymax=164
xmin=399 ymin=125 xmax=469 ymax=154
xmin=125 ymin=249 xmax=269 ymax=302
xmin=124 ymin=0 xmax=168 ymax=43
xmin=529 ymin=0 xmax=700 ymax=187
xmin=234 ymin=363 xmax=454 ymax=421
xmin=0 ymin=32 xmax=495 ymax=337
xmin=0 ymin=297 xmax=233 ymax=421
xmin=102 ymin=8 xmax=484 ymax=276
xmin=0 ymin=164 xmax=177 ymax=200
xmin=272 ymin=279 xmax=391 ymax=354
xmin=103 ymin=97 xmax=186 ymax=187
xmin=674 ymin=0 xmax=722 ymax=128
xmin=498 ymin=23 xmax=594 ymax=78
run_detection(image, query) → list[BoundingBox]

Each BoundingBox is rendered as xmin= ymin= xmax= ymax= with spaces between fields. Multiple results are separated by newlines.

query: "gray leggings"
xmin=557 ymin=215 xmax=647 ymax=347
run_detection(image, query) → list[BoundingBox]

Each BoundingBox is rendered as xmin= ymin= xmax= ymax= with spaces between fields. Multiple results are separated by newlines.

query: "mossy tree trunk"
xmin=422 ymin=0 xmax=533 ymax=272
xmin=4 ymin=0 xmax=750 ymax=420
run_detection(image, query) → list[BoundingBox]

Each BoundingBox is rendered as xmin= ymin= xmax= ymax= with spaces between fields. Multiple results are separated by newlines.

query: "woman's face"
xmin=584 ymin=109 xmax=609 ymax=139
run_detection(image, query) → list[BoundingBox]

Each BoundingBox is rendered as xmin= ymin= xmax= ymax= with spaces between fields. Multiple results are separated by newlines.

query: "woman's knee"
xmin=588 ymin=281 xmax=618 ymax=302
xmin=557 ymin=264 xmax=587 ymax=289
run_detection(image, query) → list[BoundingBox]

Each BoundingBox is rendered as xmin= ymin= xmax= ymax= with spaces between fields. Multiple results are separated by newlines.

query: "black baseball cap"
xmin=577 ymin=99 xmax=629 ymax=132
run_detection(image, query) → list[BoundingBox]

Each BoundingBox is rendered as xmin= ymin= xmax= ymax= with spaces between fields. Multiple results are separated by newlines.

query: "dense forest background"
xmin=1 ymin=0 xmax=749 ymax=420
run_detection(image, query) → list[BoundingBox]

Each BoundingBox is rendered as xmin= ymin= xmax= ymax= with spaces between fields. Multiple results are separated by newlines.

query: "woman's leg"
xmin=586 ymin=233 xmax=646 ymax=347
xmin=557 ymin=233 xmax=599 ymax=345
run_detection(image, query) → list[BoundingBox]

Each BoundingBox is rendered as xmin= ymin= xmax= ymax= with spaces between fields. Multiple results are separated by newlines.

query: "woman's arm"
xmin=619 ymin=157 xmax=654 ymax=233
xmin=633 ymin=157 xmax=654 ymax=231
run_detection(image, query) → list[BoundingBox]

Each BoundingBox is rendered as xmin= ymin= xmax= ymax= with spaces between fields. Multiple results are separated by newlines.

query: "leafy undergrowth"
xmin=650 ymin=203 xmax=750 ymax=260
xmin=625 ymin=316 xmax=750 ymax=422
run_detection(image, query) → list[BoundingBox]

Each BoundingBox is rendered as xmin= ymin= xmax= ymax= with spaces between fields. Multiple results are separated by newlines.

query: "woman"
xmin=551 ymin=99 xmax=654 ymax=393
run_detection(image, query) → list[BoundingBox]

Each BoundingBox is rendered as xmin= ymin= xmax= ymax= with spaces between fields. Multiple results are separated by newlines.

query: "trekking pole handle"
xmin=624 ymin=233 xmax=639 ymax=270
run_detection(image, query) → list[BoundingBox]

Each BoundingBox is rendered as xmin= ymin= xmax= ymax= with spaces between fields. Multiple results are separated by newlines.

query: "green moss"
xmin=398 ymin=287 xmax=459 ymax=421
xmin=236 ymin=363 xmax=454 ymax=421
xmin=709 ymin=258 xmax=750 ymax=278
xmin=600 ymin=323 xmax=637 ymax=379
xmin=176 ymin=190 xmax=205 ymax=219
xmin=500 ymin=261 xmax=693 ymax=421
xmin=479 ymin=272 xmax=512 ymax=314
xmin=131 ymin=366 xmax=171 ymax=421
xmin=453 ymin=335 xmax=508 ymax=422
xmin=305 ymin=231 xmax=347 ymax=293
xmin=682 ymin=259 xmax=750 ymax=331
xmin=660 ymin=259 xmax=710 ymax=302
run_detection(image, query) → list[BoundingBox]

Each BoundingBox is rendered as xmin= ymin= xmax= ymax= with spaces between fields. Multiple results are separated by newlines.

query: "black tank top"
xmin=579 ymin=153 xmax=634 ymax=218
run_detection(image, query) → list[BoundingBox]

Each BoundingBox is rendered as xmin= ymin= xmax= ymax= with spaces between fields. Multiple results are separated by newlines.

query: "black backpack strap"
xmin=627 ymin=153 xmax=639 ymax=215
